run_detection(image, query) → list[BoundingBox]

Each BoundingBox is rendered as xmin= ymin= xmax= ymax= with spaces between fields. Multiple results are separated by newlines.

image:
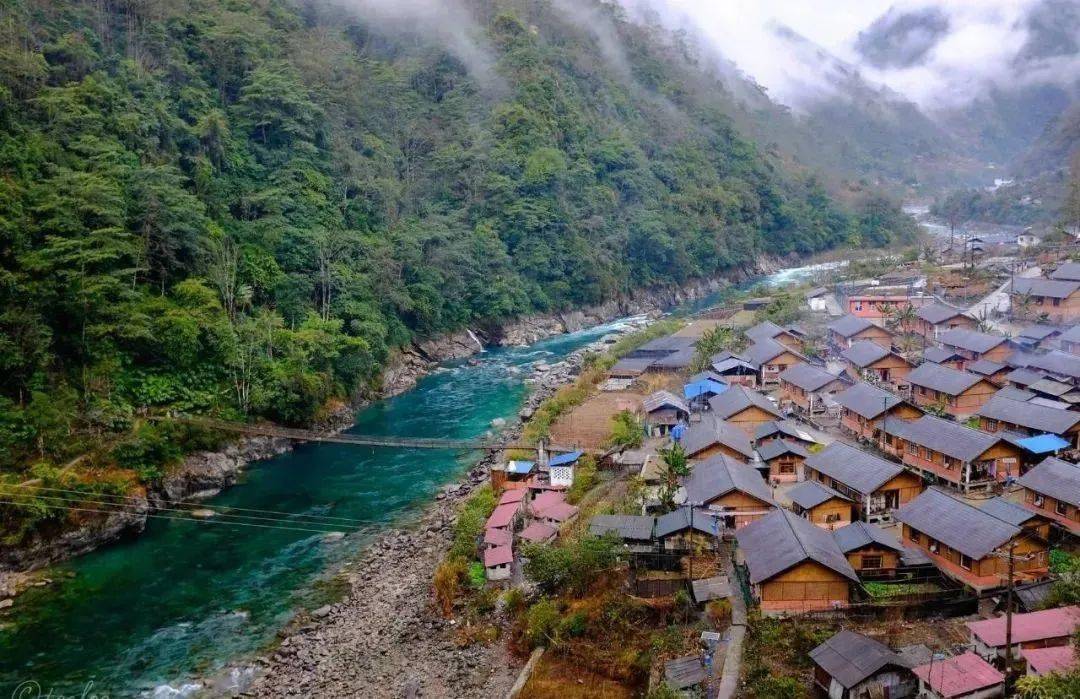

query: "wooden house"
xmin=922 ymin=345 xmax=967 ymax=370
xmin=787 ymin=480 xmax=852 ymax=530
xmin=938 ymin=328 xmax=1013 ymax=366
xmin=914 ymin=301 xmax=975 ymax=339
xmin=754 ymin=419 xmax=820 ymax=448
xmin=1050 ymin=262 xmax=1080 ymax=282
xmin=588 ymin=514 xmax=656 ymax=554
xmin=709 ymin=351 xmax=758 ymax=387
xmin=490 ymin=459 xmax=535 ymax=492
xmin=655 ymin=506 xmax=721 ymax=553
xmin=756 ymin=439 xmax=810 ymax=484
xmin=681 ymin=454 xmax=775 ymax=529
xmin=968 ymin=606 xmax=1080 ymax=663
xmin=966 ymin=359 xmax=1010 ymax=386
xmin=810 ymin=631 xmax=917 ymax=699
xmin=743 ymin=339 xmax=807 ymax=388
xmin=1060 ymin=325 xmax=1080 ymax=356
xmin=828 ymin=315 xmax=893 ymax=350
xmin=832 ymin=521 xmax=905 ymax=578
xmin=906 ymin=362 xmax=997 ymax=418
xmin=778 ymin=362 xmax=848 ymax=415
xmin=833 ymin=382 xmax=923 ymax=442
xmin=803 ymin=442 xmax=924 ymax=523
xmin=976 ymin=394 xmax=1080 ymax=450
xmin=680 ymin=415 xmax=756 ymax=463
xmin=844 ymin=294 xmax=930 ymax=322
xmin=895 ymin=488 xmax=1049 ymax=592
xmin=1011 ymin=277 xmax=1080 ymax=324
xmin=1016 ymin=457 xmax=1080 ymax=535
xmin=484 ymin=544 xmax=513 ymax=581
xmin=841 ymin=341 xmax=912 ymax=386
xmin=745 ymin=320 xmax=803 ymax=352
xmin=978 ymin=496 xmax=1054 ymax=541
xmin=707 ymin=384 xmax=782 ymax=436
xmin=912 ymin=653 xmax=1004 ymax=699
xmin=736 ymin=509 xmax=858 ymax=614
xmin=882 ymin=414 xmax=1021 ymax=493
xmin=642 ymin=390 xmax=690 ymax=437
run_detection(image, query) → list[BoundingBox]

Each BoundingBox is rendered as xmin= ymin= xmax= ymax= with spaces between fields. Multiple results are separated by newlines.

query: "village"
xmin=457 ymin=243 xmax=1080 ymax=698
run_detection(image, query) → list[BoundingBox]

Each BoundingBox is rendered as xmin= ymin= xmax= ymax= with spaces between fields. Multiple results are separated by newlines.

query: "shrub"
xmin=467 ymin=562 xmax=486 ymax=589
xmin=433 ymin=557 xmax=468 ymax=617
xmin=608 ymin=409 xmax=643 ymax=448
xmin=522 ymin=534 xmax=619 ymax=594
xmin=566 ymin=455 xmax=598 ymax=504
xmin=449 ymin=485 xmax=496 ymax=560
xmin=706 ymin=598 xmax=731 ymax=626
xmin=525 ymin=598 xmax=561 ymax=648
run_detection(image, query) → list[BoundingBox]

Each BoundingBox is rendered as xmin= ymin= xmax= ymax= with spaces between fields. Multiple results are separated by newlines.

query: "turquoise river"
xmin=0 ymin=264 xmax=825 ymax=696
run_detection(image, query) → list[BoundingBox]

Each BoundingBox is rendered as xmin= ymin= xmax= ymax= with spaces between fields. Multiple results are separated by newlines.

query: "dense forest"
xmin=0 ymin=0 xmax=916 ymax=524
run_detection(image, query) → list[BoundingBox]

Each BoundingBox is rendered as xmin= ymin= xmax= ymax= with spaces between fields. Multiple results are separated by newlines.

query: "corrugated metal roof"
xmin=976 ymin=395 xmax=1080 ymax=434
xmin=967 ymin=358 xmax=1006 ymax=376
xmin=923 ymin=346 xmax=963 ymax=364
xmin=743 ymin=339 xmax=803 ymax=368
xmin=809 ymin=631 xmax=907 ymax=689
xmin=977 ymin=497 xmax=1037 ymax=526
xmin=609 ymin=356 xmax=654 ymax=375
xmin=939 ymin=328 xmax=1007 ymax=354
xmin=907 ymin=362 xmax=984 ymax=395
xmin=519 ymin=522 xmax=557 ymax=543
xmin=1012 ymin=276 xmax=1080 ymax=300
xmin=682 ymin=454 xmax=775 ymax=506
xmin=803 ymin=442 xmax=904 ymax=494
xmin=588 ymin=514 xmax=655 ymax=540
xmin=831 ymin=521 xmax=903 ymax=554
xmin=1015 ymin=350 xmax=1080 ymax=380
xmin=894 ymin=488 xmax=1019 ymax=559
xmin=484 ymin=544 xmax=513 ymax=567
xmin=828 ymin=315 xmax=876 ymax=338
xmin=736 ymin=509 xmax=858 ymax=584
xmin=708 ymin=384 xmax=782 ymax=420
xmin=917 ymin=302 xmax=967 ymax=325
xmin=779 ymin=362 xmax=844 ymax=392
xmin=756 ymin=438 xmax=810 ymax=462
xmin=1021 ymin=646 xmax=1078 ymax=676
xmin=485 ymin=503 xmax=520 ymax=529
xmin=912 ymin=653 xmax=1003 ymax=698
xmin=755 ymin=419 xmax=819 ymax=444
xmin=967 ymin=606 xmax=1080 ymax=647
xmin=1060 ymin=325 xmax=1080 ymax=343
xmin=1049 ymin=262 xmax=1080 ymax=281
xmin=655 ymin=506 xmax=719 ymax=537
xmin=883 ymin=414 xmax=1000 ymax=462
xmin=745 ymin=320 xmax=785 ymax=343
xmin=995 ymin=385 xmax=1036 ymax=402
xmin=1019 ymin=324 xmax=1061 ymax=341
xmin=842 ymin=340 xmax=894 ymax=368
xmin=788 ymin=480 xmax=850 ymax=509
xmin=548 ymin=450 xmax=583 ymax=468
xmin=1029 ymin=377 xmax=1074 ymax=397
xmin=832 ymin=382 xmax=905 ymax=420
xmin=1017 ymin=456 xmax=1080 ymax=508
xmin=1016 ymin=434 xmax=1071 ymax=453
xmin=681 ymin=415 xmax=755 ymax=459
xmin=643 ymin=390 xmax=690 ymax=415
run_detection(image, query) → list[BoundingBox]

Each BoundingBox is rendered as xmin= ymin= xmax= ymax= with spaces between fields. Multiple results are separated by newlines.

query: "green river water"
xmin=0 ymin=264 xmax=826 ymax=696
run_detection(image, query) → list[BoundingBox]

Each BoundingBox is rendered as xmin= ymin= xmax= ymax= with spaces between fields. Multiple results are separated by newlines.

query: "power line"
xmin=0 ymin=498 xmax=353 ymax=536
xmin=0 ymin=489 xmax=361 ymax=531
xmin=0 ymin=483 xmax=370 ymax=525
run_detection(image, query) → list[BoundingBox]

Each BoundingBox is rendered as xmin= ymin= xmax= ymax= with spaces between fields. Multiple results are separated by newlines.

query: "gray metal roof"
xmin=1019 ymin=325 xmax=1061 ymax=341
xmin=755 ymin=419 xmax=820 ymax=444
xmin=788 ymin=480 xmax=850 ymax=509
xmin=810 ymin=631 xmax=909 ymax=689
xmin=708 ymin=384 xmax=781 ymax=420
xmin=833 ymin=382 xmax=905 ymax=420
xmin=1017 ymin=457 xmax=1080 ymax=508
xmin=1013 ymin=276 xmax=1080 ymax=300
xmin=978 ymin=497 xmax=1038 ymax=526
xmin=609 ymin=356 xmax=654 ymax=375
xmin=995 ymin=385 xmax=1036 ymax=402
xmin=736 ymin=509 xmax=858 ymax=584
xmin=1005 ymin=367 xmax=1047 ymax=387
xmin=682 ymin=454 xmax=774 ymax=506
xmin=643 ymin=390 xmax=689 ymax=415
xmin=883 ymin=414 xmax=1001 ymax=462
xmin=1029 ymin=378 xmax=1074 ymax=397
xmin=743 ymin=338 xmax=803 ymax=368
xmin=779 ymin=362 xmax=843 ymax=391
xmin=745 ymin=320 xmax=785 ymax=343
xmin=681 ymin=414 xmax=755 ymax=459
xmin=907 ymin=362 xmax=985 ymax=395
xmin=917 ymin=302 xmax=968 ymax=325
xmin=1050 ymin=262 xmax=1080 ymax=282
xmin=939 ymin=328 xmax=1007 ymax=354
xmin=923 ymin=346 xmax=964 ymax=364
xmin=588 ymin=514 xmax=655 ymax=541
xmin=757 ymin=438 xmax=810 ymax=462
xmin=1013 ymin=351 xmax=1080 ymax=380
xmin=803 ymin=442 xmax=904 ymax=494
xmin=976 ymin=395 xmax=1080 ymax=435
xmin=832 ymin=521 xmax=903 ymax=554
xmin=1060 ymin=325 xmax=1080 ymax=343
xmin=967 ymin=359 xmax=1006 ymax=376
xmin=632 ymin=335 xmax=697 ymax=355
xmin=650 ymin=346 xmax=697 ymax=369
xmin=828 ymin=315 xmax=876 ymax=338
xmin=655 ymin=506 xmax=718 ymax=538
xmin=894 ymin=487 xmax=1020 ymax=559
xmin=842 ymin=340 xmax=895 ymax=368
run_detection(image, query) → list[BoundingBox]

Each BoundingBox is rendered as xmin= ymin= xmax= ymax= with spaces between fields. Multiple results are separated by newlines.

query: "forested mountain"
xmin=0 ymin=0 xmax=915 ymax=515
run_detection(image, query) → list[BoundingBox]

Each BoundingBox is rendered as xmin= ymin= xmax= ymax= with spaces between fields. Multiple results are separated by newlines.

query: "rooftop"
xmin=828 ymin=315 xmax=877 ymax=338
xmin=1012 ymin=276 xmax=1080 ymax=300
xmin=977 ymin=395 xmax=1080 ymax=435
xmin=906 ymin=362 xmax=985 ymax=396
xmin=484 ymin=544 xmax=513 ymax=567
xmin=736 ymin=509 xmax=858 ymax=584
xmin=917 ymin=301 xmax=968 ymax=325
xmin=643 ymin=390 xmax=689 ymax=415
xmin=743 ymin=338 xmax=803 ymax=368
xmin=1050 ymin=261 xmax=1080 ymax=282
xmin=883 ymin=414 xmax=1001 ymax=462
xmin=967 ymin=606 xmax=1080 ymax=647
xmin=923 ymin=346 xmax=964 ymax=364
xmin=788 ymin=479 xmax=850 ymax=510
xmin=967 ymin=358 xmax=1006 ymax=376
xmin=939 ymin=328 xmax=1007 ymax=354
xmin=780 ymin=362 xmax=844 ymax=392
xmin=1021 ymin=646 xmax=1079 ymax=676
xmin=681 ymin=453 xmax=774 ymax=506
xmin=804 ymin=442 xmax=905 ymax=494
xmin=745 ymin=320 xmax=786 ymax=343
xmin=708 ymin=384 xmax=782 ymax=421
xmin=756 ymin=438 xmax=810 ymax=462
xmin=894 ymin=488 xmax=1020 ymax=560
xmin=1017 ymin=456 xmax=1080 ymax=508
xmin=681 ymin=414 xmax=755 ymax=460
xmin=588 ymin=514 xmax=655 ymax=540
xmin=832 ymin=381 xmax=906 ymax=420
xmin=832 ymin=521 xmax=904 ymax=554
xmin=912 ymin=652 xmax=1003 ymax=698
xmin=755 ymin=419 xmax=819 ymax=444
xmin=810 ymin=631 xmax=908 ymax=689
xmin=841 ymin=340 xmax=894 ymax=369
xmin=519 ymin=521 xmax=558 ymax=543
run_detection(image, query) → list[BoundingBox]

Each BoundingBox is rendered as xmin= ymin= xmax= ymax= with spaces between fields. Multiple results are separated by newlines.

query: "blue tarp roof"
xmin=507 ymin=460 xmax=535 ymax=474
xmin=671 ymin=423 xmax=688 ymax=441
xmin=1016 ymin=434 xmax=1070 ymax=454
xmin=548 ymin=450 xmax=583 ymax=467
xmin=684 ymin=379 xmax=728 ymax=400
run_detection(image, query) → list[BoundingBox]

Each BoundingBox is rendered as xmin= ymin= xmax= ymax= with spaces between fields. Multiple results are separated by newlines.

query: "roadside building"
xmin=841 ymin=340 xmax=913 ymax=386
xmin=707 ymin=384 xmax=782 ymax=436
xmin=938 ymin=328 xmax=1012 ymax=366
xmin=736 ymin=508 xmax=859 ymax=614
xmin=681 ymin=454 xmax=775 ymax=528
xmin=976 ymin=394 xmax=1080 ymax=450
xmin=810 ymin=631 xmax=917 ymax=699
xmin=787 ymin=480 xmax=852 ymax=530
xmin=912 ymin=652 xmax=1004 ymax=699
xmin=1016 ymin=456 xmax=1080 ymax=535
xmin=803 ymin=442 xmax=924 ymax=523
xmin=642 ymin=390 xmax=690 ymax=437
xmin=756 ymin=439 xmax=810 ymax=484
xmin=1060 ymin=325 xmax=1080 ymax=355
xmin=828 ymin=315 xmax=893 ymax=350
xmin=833 ymin=382 xmax=923 ymax=442
xmin=968 ymin=606 xmax=1080 ymax=663
xmin=709 ymin=350 xmax=758 ymax=387
xmin=681 ymin=414 xmax=756 ymax=463
xmin=1011 ymin=276 xmax=1080 ymax=324
xmin=966 ymin=359 xmax=1010 ymax=386
xmin=882 ymin=414 xmax=1021 ymax=492
xmin=588 ymin=514 xmax=656 ymax=553
xmin=1050 ymin=261 xmax=1080 ymax=281
xmin=915 ymin=302 xmax=976 ymax=339
xmin=779 ymin=362 xmax=848 ymax=414
xmin=832 ymin=521 xmax=905 ymax=578
xmin=744 ymin=339 xmax=807 ymax=388
xmin=922 ymin=345 xmax=967 ymax=370
xmin=895 ymin=488 xmax=1049 ymax=591
xmin=906 ymin=362 xmax=997 ymax=418
xmin=484 ymin=545 xmax=513 ymax=581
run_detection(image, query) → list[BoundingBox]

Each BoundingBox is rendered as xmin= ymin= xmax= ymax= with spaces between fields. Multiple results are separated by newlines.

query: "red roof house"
xmin=1021 ymin=646 xmax=1078 ymax=677
xmin=483 ymin=527 xmax=512 ymax=548
xmin=530 ymin=491 xmax=566 ymax=517
xmin=485 ymin=503 xmax=520 ymax=530
xmin=967 ymin=606 xmax=1080 ymax=661
xmin=484 ymin=544 xmax=513 ymax=581
xmin=913 ymin=652 xmax=1003 ymax=699
xmin=519 ymin=521 xmax=557 ymax=544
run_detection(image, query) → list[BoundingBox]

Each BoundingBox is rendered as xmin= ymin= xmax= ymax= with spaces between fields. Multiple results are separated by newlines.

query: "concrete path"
xmin=716 ymin=549 xmax=747 ymax=699
xmin=967 ymin=266 xmax=1040 ymax=331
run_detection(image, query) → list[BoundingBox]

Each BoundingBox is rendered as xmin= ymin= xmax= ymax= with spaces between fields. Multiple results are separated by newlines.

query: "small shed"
xmin=912 ymin=652 xmax=1004 ymax=699
xmin=547 ymin=450 xmax=582 ymax=489
xmin=787 ymin=480 xmax=852 ymax=530
xmin=643 ymin=390 xmax=691 ymax=437
xmin=810 ymin=630 xmax=917 ymax=699
xmin=484 ymin=544 xmax=513 ymax=581
xmin=518 ymin=521 xmax=557 ymax=544
xmin=1022 ymin=646 xmax=1078 ymax=677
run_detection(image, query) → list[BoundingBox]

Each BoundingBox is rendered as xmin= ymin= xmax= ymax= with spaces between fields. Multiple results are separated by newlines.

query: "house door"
xmin=883 ymin=489 xmax=899 ymax=510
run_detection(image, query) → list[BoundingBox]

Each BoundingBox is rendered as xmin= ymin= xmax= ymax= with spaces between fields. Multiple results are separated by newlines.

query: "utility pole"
xmin=1004 ymin=538 xmax=1015 ymax=676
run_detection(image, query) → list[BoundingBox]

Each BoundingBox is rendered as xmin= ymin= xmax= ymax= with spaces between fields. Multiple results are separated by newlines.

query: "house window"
xmin=1053 ymin=298 xmax=1061 ymax=307
xmin=862 ymin=555 xmax=882 ymax=569
xmin=984 ymin=419 xmax=998 ymax=431
xmin=907 ymin=443 xmax=917 ymax=455
xmin=825 ymin=513 xmax=841 ymax=523
xmin=959 ymin=554 xmax=972 ymax=570
xmin=1034 ymin=493 xmax=1045 ymax=507
xmin=779 ymin=463 xmax=795 ymax=474
xmin=928 ymin=539 xmax=939 ymax=554
xmin=1057 ymin=500 xmax=1069 ymax=516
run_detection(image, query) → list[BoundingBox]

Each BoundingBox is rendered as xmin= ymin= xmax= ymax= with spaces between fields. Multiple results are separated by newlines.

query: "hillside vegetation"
xmin=0 ymin=0 xmax=915 ymax=528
